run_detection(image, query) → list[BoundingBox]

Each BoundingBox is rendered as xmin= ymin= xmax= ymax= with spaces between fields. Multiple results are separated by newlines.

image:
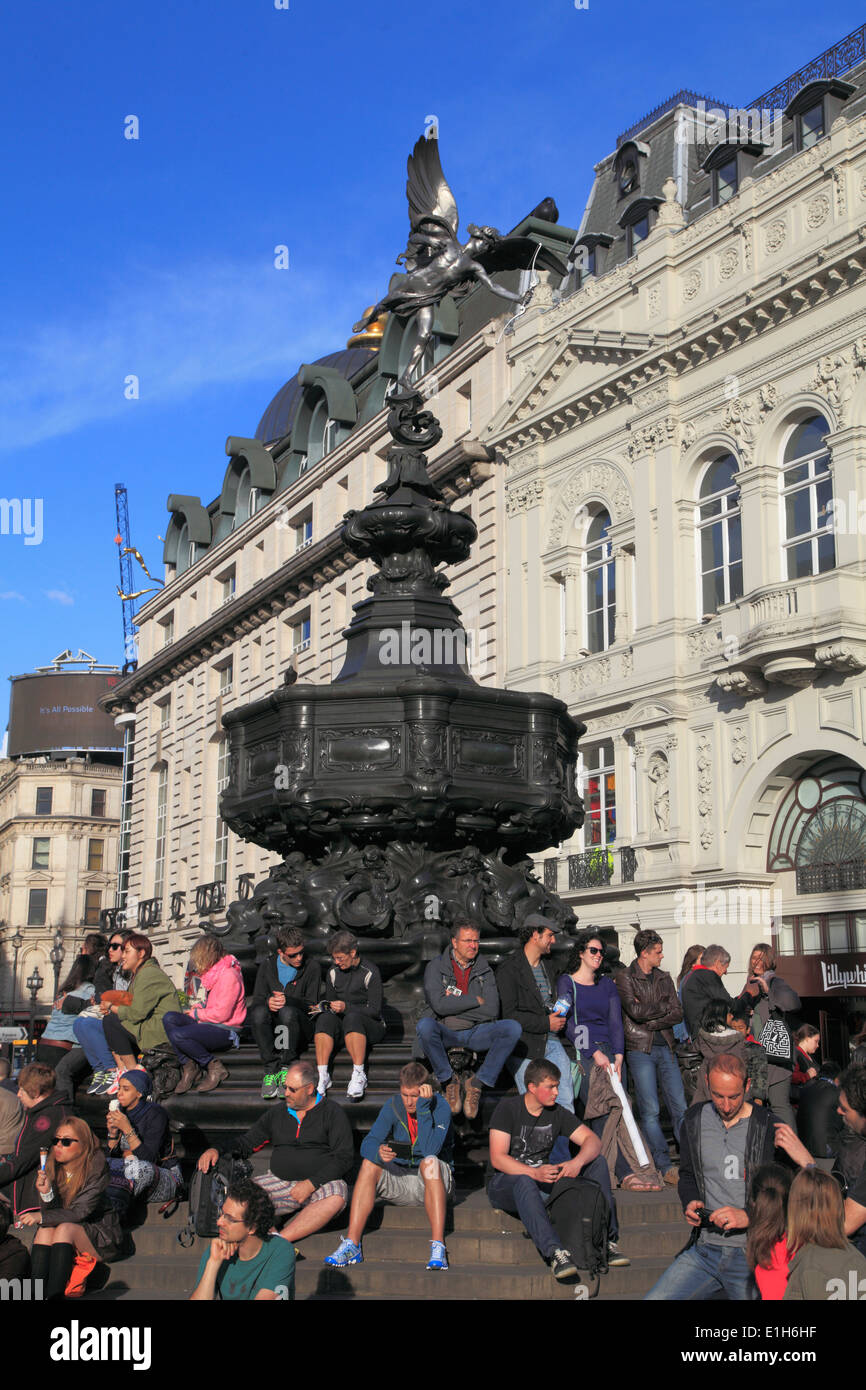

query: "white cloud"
xmin=0 ymin=590 xmax=26 ymax=601
xmin=0 ymin=258 xmax=367 ymax=452
xmin=44 ymin=589 xmax=74 ymax=606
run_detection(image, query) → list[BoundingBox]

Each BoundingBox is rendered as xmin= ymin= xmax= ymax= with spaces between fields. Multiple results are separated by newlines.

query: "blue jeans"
xmin=162 ymin=1012 xmax=234 ymax=1067
xmin=73 ymin=1015 xmax=115 ymax=1070
xmin=487 ymin=1156 xmax=615 ymax=1257
xmin=511 ymin=1037 xmax=575 ymax=1112
xmin=644 ymin=1239 xmax=756 ymax=1300
xmin=416 ymin=1016 xmax=522 ymax=1088
xmin=628 ymin=1043 xmax=687 ymax=1172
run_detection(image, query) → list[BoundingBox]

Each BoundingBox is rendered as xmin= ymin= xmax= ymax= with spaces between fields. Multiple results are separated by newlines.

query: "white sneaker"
xmin=317 ymin=1067 xmax=332 ymax=1097
xmin=347 ymin=1067 xmax=367 ymax=1101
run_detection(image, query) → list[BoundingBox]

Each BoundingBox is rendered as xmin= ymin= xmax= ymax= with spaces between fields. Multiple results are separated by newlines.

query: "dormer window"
xmin=570 ymin=233 xmax=613 ymax=287
xmin=702 ymin=141 xmax=763 ymax=209
xmin=614 ymin=140 xmax=648 ymax=201
xmin=799 ymin=101 xmax=824 ymax=150
xmin=618 ymin=197 xmax=660 ymax=258
xmin=786 ymin=79 xmax=855 ymax=155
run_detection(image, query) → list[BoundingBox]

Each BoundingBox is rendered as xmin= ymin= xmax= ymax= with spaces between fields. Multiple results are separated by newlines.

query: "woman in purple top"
xmin=557 ymin=931 xmax=625 ymax=1117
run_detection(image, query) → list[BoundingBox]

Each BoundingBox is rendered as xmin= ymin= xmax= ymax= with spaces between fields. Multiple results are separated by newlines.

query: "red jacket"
xmin=190 ymin=955 xmax=247 ymax=1028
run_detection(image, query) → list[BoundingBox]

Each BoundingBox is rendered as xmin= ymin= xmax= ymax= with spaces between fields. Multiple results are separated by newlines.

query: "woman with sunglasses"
xmin=18 ymin=1116 xmax=122 ymax=1300
xmin=556 ymin=931 xmax=625 ymax=1112
xmin=74 ymin=933 xmax=133 ymax=1096
xmin=162 ymin=934 xmax=246 ymax=1094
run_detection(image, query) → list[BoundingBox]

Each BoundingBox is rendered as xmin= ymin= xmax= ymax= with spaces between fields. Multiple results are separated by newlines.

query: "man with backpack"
xmin=324 ymin=1062 xmax=454 ymax=1271
xmin=197 ymin=1059 xmax=353 ymax=1248
xmin=486 ymin=1057 xmax=610 ymax=1284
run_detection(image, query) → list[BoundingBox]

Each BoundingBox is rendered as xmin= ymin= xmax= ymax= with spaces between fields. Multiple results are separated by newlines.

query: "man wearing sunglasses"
xmin=198 ymin=1060 xmax=353 ymax=1251
xmin=250 ymin=928 xmax=322 ymax=1099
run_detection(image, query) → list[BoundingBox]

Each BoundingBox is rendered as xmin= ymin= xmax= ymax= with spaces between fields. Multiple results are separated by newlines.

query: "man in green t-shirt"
xmin=190 ymin=1179 xmax=295 ymax=1300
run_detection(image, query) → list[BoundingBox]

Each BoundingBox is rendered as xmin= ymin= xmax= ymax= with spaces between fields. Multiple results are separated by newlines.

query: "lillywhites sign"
xmin=820 ymin=959 xmax=866 ymax=991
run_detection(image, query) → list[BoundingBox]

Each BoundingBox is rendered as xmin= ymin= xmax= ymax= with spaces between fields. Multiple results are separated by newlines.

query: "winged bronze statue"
xmin=354 ymin=134 xmax=568 ymax=398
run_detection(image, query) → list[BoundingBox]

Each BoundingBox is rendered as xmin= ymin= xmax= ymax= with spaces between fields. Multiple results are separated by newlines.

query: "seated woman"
xmin=314 ymin=932 xmax=385 ymax=1102
xmin=98 ymin=934 xmax=181 ymax=1082
xmin=746 ymin=1163 xmax=793 ymax=1300
xmin=691 ymin=998 xmax=769 ymax=1105
xmin=162 ymin=934 xmax=246 ymax=1094
xmin=18 ymin=1116 xmax=123 ymax=1300
xmin=783 ymin=1166 xmax=866 ymax=1300
xmin=35 ymin=955 xmax=97 ymax=1098
xmin=105 ymin=1071 xmax=179 ymax=1216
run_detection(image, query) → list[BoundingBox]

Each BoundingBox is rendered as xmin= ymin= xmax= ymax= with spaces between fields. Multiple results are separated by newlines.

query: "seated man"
xmin=190 ymin=1179 xmax=295 ymax=1300
xmin=325 ymin=1063 xmax=454 ymax=1271
xmin=416 ymin=920 xmax=521 ymax=1118
xmin=495 ymin=915 xmax=575 ymax=1112
xmin=249 ymin=927 xmax=321 ymax=1100
xmin=646 ymin=1054 xmax=810 ymax=1301
xmin=486 ymin=1057 xmax=614 ymax=1283
xmin=198 ymin=1060 xmax=353 ymax=1247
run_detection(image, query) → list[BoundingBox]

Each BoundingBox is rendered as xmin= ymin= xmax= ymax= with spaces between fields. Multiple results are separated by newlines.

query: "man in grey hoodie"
xmin=416 ymin=921 xmax=521 ymax=1119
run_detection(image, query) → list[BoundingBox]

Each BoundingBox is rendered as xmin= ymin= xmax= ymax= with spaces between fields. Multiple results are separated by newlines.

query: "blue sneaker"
xmin=426 ymin=1241 xmax=448 ymax=1271
xmin=324 ymin=1238 xmax=363 ymax=1267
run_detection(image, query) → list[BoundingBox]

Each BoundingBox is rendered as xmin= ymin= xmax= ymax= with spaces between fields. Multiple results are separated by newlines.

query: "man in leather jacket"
xmin=615 ymin=930 xmax=687 ymax=1184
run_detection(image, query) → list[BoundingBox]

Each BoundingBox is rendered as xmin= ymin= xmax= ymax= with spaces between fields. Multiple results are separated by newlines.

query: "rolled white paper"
xmin=606 ymin=1064 xmax=650 ymax=1169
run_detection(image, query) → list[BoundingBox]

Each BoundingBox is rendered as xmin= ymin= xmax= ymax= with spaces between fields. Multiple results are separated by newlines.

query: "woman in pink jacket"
xmin=163 ymin=934 xmax=247 ymax=1094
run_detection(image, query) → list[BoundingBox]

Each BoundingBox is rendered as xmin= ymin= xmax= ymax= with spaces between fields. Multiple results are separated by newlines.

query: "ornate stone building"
xmin=489 ymin=28 xmax=866 ymax=1052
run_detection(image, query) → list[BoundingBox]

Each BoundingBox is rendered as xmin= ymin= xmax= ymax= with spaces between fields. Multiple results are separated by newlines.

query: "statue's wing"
xmin=475 ymin=235 xmax=568 ymax=277
xmin=406 ymin=135 xmax=459 ymax=238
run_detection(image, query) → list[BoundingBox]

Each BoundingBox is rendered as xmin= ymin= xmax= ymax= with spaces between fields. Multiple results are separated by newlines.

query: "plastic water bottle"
xmin=553 ymin=996 xmax=570 ymax=1017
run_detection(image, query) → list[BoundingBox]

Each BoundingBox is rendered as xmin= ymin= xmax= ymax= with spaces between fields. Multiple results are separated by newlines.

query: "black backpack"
xmin=546 ymin=1175 xmax=609 ymax=1292
xmin=140 ymin=1043 xmax=182 ymax=1102
xmin=178 ymin=1154 xmax=252 ymax=1247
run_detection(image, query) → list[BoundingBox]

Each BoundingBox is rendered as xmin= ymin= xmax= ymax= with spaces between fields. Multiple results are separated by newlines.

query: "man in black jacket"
xmin=680 ymin=944 xmax=733 ymax=1041
xmin=198 ymin=1059 xmax=353 ymax=1247
xmin=646 ymin=1054 xmax=803 ymax=1301
xmin=0 ymin=1063 xmax=68 ymax=1218
xmin=250 ymin=928 xmax=322 ymax=1100
xmin=795 ymin=1061 xmax=845 ymax=1170
xmin=496 ymin=915 xmax=574 ymax=1112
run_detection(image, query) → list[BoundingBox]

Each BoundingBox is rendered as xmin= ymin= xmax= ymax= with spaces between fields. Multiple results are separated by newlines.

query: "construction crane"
xmin=114 ymin=483 xmax=139 ymax=674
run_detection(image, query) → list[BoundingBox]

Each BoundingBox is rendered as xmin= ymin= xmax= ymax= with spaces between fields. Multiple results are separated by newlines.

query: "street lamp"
xmin=49 ymin=929 xmax=65 ymax=1000
xmin=26 ymin=966 xmax=44 ymax=1063
xmin=9 ymin=928 xmax=23 ymax=1018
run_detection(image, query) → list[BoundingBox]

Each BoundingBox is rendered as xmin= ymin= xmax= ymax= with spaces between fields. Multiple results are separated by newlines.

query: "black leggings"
xmin=102 ymin=1012 xmax=140 ymax=1057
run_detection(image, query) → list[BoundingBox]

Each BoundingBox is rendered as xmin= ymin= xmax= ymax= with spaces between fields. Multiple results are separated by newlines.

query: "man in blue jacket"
xmin=324 ymin=1063 xmax=454 ymax=1271
xmin=416 ymin=920 xmax=521 ymax=1119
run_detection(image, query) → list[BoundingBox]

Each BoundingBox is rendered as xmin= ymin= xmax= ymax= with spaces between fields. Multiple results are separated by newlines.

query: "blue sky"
xmin=2 ymin=0 xmax=863 ymax=731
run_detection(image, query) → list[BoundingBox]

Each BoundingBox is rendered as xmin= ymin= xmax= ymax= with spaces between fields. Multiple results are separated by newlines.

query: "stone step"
xmin=82 ymin=1248 xmax=673 ymax=1300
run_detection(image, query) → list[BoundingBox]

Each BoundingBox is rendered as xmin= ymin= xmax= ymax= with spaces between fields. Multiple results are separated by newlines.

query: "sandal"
xmin=620 ymin=1172 xmax=664 ymax=1192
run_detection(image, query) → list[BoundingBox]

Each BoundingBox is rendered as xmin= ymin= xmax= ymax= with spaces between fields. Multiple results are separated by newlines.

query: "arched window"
xmin=585 ymin=510 xmax=615 ymax=653
xmin=698 ymin=453 xmax=743 ymax=614
xmin=782 ymin=415 xmax=834 ymax=579
xmin=232 ymin=466 xmax=263 ymax=530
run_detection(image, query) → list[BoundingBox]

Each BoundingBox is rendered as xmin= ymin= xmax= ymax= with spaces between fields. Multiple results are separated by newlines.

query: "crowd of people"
xmin=0 ymin=915 xmax=864 ymax=1302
